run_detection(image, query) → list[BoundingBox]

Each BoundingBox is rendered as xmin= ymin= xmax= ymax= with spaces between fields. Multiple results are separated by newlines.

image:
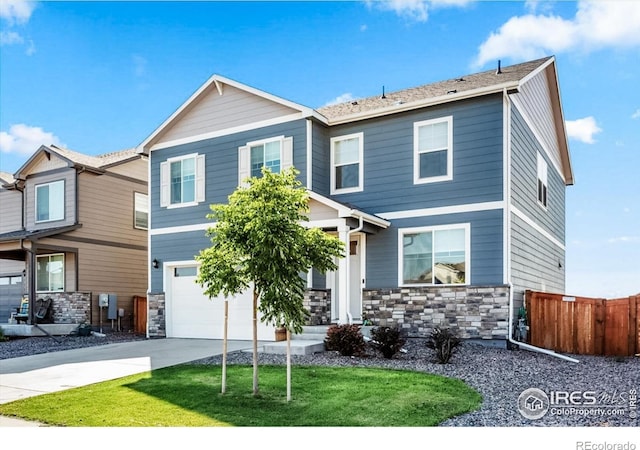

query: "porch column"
xmin=337 ymin=224 xmax=349 ymax=324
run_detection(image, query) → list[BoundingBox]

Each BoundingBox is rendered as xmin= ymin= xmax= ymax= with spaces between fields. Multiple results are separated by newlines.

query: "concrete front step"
xmin=261 ymin=340 xmax=326 ymax=356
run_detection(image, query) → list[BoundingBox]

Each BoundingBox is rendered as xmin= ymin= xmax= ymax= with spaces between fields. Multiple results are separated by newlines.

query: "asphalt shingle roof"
xmin=317 ymin=57 xmax=552 ymax=121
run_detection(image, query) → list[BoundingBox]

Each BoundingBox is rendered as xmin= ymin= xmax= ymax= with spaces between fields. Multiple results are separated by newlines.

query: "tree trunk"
xmin=221 ymin=299 xmax=228 ymax=394
xmin=286 ymin=328 xmax=292 ymax=402
xmin=252 ymin=287 xmax=259 ymax=396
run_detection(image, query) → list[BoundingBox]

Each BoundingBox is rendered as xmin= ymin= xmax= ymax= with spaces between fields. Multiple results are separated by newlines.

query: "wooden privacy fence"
xmin=133 ymin=295 xmax=147 ymax=334
xmin=527 ymin=290 xmax=640 ymax=356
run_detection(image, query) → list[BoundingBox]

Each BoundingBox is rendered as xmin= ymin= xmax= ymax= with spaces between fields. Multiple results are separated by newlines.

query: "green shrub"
xmin=369 ymin=326 xmax=406 ymax=359
xmin=0 ymin=326 xmax=7 ymax=342
xmin=425 ymin=327 xmax=462 ymax=364
xmin=324 ymin=324 xmax=366 ymax=356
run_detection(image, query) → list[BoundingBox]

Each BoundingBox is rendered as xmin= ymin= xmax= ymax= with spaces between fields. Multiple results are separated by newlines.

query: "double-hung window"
xmin=134 ymin=192 xmax=148 ymax=229
xmin=35 ymin=180 xmax=64 ymax=223
xmin=238 ymin=136 xmax=293 ymax=186
xmin=331 ymin=132 xmax=363 ymax=194
xmin=414 ymin=116 xmax=453 ymax=184
xmin=399 ymin=224 xmax=470 ymax=286
xmin=160 ymin=154 xmax=205 ymax=208
xmin=537 ymin=152 xmax=548 ymax=208
xmin=36 ymin=254 xmax=64 ymax=292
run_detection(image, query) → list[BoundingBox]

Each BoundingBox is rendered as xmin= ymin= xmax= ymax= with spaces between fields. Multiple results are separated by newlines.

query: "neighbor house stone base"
xmin=37 ymin=292 xmax=91 ymax=324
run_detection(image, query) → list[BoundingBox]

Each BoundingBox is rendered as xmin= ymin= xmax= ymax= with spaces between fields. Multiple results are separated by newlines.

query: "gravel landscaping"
xmin=1 ymin=332 xmax=638 ymax=427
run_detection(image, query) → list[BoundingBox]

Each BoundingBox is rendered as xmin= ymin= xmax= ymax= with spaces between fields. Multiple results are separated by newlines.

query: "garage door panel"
xmin=167 ymin=266 xmax=274 ymax=340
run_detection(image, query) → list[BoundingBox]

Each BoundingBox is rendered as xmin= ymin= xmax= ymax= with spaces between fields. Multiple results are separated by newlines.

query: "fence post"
xmin=594 ymin=299 xmax=606 ymax=356
xmin=630 ymin=295 xmax=638 ymax=356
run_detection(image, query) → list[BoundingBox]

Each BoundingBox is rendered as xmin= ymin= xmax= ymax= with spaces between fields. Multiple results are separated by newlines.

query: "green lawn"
xmin=0 ymin=364 xmax=482 ymax=426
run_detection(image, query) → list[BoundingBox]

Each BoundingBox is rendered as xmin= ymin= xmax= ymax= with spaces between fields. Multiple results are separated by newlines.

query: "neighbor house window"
xmin=35 ymin=180 xmax=64 ymax=222
xmin=134 ymin=192 xmax=148 ymax=230
xmin=238 ymin=136 xmax=293 ymax=186
xmin=331 ymin=132 xmax=363 ymax=194
xmin=160 ymin=154 xmax=205 ymax=208
xmin=414 ymin=116 xmax=453 ymax=184
xmin=537 ymin=152 xmax=548 ymax=208
xmin=399 ymin=224 xmax=469 ymax=286
xmin=36 ymin=254 xmax=64 ymax=292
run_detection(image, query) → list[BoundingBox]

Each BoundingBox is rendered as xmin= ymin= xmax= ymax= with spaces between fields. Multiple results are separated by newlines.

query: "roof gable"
xmin=139 ymin=75 xmax=321 ymax=152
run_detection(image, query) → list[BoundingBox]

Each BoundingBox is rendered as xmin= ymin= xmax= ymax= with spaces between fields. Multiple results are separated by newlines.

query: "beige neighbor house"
xmin=0 ymin=145 xmax=148 ymax=333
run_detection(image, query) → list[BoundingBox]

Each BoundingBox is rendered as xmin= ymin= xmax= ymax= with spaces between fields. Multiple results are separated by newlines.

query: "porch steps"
xmin=259 ymin=325 xmax=331 ymax=356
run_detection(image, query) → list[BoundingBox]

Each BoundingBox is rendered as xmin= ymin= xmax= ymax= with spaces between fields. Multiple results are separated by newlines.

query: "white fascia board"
xmin=307 ymin=191 xmax=390 ymax=229
xmin=149 ymin=113 xmax=304 ymax=151
xmin=511 ymin=205 xmax=565 ymax=250
xmin=376 ymin=200 xmax=505 ymax=220
xmin=150 ymin=222 xmax=212 ymax=236
xmin=326 ymin=81 xmax=520 ymax=126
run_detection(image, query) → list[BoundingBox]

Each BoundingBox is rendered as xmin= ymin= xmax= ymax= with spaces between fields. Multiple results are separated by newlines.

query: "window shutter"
xmin=282 ymin=136 xmax=293 ymax=170
xmin=196 ymin=154 xmax=205 ymax=203
xmin=160 ymin=161 xmax=169 ymax=207
xmin=238 ymin=145 xmax=249 ymax=186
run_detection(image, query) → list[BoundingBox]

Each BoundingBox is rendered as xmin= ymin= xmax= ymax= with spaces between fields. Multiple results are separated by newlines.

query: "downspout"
xmin=507 ymin=285 xmax=578 ymax=363
xmin=345 ymin=215 xmax=364 ymax=324
xmin=503 ymin=88 xmax=578 ymax=363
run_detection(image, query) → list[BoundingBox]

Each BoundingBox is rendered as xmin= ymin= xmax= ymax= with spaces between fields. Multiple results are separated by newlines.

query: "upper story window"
xmin=331 ymin=132 xmax=363 ymax=194
xmin=36 ymin=253 xmax=64 ymax=292
xmin=414 ymin=116 xmax=453 ymax=184
xmin=238 ymin=136 xmax=293 ymax=186
xmin=35 ymin=180 xmax=64 ymax=223
xmin=160 ymin=154 xmax=205 ymax=208
xmin=399 ymin=224 xmax=469 ymax=286
xmin=537 ymin=152 xmax=548 ymax=208
xmin=251 ymin=139 xmax=281 ymax=178
xmin=134 ymin=192 xmax=148 ymax=230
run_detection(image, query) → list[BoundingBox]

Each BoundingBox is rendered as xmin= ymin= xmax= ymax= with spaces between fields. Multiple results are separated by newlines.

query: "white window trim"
xmin=330 ymin=132 xmax=364 ymax=195
xmin=397 ymin=223 xmax=471 ymax=287
xmin=537 ymin=152 xmax=548 ymax=209
xmin=413 ymin=116 xmax=453 ymax=184
xmin=35 ymin=179 xmax=65 ymax=223
xmin=161 ymin=153 xmax=205 ymax=209
xmin=36 ymin=253 xmax=65 ymax=293
xmin=134 ymin=192 xmax=149 ymax=230
xmin=238 ymin=135 xmax=293 ymax=187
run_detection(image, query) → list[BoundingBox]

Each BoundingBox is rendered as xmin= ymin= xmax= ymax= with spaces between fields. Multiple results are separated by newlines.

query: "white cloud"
xmin=632 ymin=109 xmax=640 ymax=120
xmin=0 ymin=124 xmax=63 ymax=156
xmin=565 ymin=116 xmax=602 ymax=144
xmin=474 ymin=0 xmax=640 ymax=67
xmin=607 ymin=236 xmax=640 ymax=244
xmin=0 ymin=30 xmax=23 ymax=45
xmin=365 ymin=0 xmax=472 ymax=23
xmin=0 ymin=0 xmax=36 ymax=25
xmin=323 ymin=93 xmax=356 ymax=107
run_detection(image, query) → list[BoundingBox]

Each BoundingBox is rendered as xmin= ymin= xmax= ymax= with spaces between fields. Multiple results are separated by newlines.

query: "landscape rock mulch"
xmin=1 ymin=333 xmax=638 ymax=427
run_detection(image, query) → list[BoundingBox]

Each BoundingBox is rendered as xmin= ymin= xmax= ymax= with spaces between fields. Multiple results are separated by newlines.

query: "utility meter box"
xmin=107 ymin=294 xmax=118 ymax=320
xmin=98 ymin=293 xmax=109 ymax=307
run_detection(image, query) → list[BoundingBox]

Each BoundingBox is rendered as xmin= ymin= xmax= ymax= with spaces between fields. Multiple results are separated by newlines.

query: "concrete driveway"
xmin=0 ymin=338 xmax=253 ymax=426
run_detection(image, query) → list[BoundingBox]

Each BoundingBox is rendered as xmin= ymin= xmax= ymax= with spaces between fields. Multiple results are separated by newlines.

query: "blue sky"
xmin=1 ymin=0 xmax=639 ymax=299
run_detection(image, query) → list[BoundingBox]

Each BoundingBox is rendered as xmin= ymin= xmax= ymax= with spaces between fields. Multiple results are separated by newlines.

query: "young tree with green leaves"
xmin=195 ymin=167 xmax=344 ymax=398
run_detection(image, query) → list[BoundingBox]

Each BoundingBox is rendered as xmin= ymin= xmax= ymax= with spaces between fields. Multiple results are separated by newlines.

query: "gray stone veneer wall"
xmin=147 ymin=293 xmax=166 ymax=337
xmin=42 ymin=292 xmax=91 ymax=324
xmin=362 ymin=285 xmax=510 ymax=339
xmin=303 ymin=289 xmax=331 ymax=325
xmin=148 ymin=286 xmax=510 ymax=340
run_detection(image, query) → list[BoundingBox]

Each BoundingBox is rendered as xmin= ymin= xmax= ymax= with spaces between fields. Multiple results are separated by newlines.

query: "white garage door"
xmin=166 ymin=264 xmax=274 ymax=340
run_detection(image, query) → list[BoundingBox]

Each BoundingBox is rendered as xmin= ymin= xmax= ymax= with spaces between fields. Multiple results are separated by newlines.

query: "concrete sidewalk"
xmin=0 ymin=338 xmax=253 ymax=426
